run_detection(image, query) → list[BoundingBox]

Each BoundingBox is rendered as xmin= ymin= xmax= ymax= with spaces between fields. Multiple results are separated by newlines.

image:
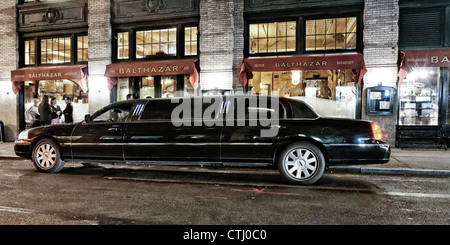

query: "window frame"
xmin=248 ymin=21 xmax=297 ymax=55
xmin=77 ymin=35 xmax=89 ymax=63
xmin=135 ymin=27 xmax=178 ymax=58
xmin=184 ymin=26 xmax=199 ymax=56
xmin=245 ymin=12 xmax=363 ymax=57
xmin=304 ymin=16 xmax=358 ymax=52
xmin=112 ymin=23 xmax=199 ymax=62
xmin=246 ymin=18 xmax=299 ymax=57
xmin=20 ymin=33 xmax=88 ymax=67
xmin=24 ymin=39 xmax=36 ymax=66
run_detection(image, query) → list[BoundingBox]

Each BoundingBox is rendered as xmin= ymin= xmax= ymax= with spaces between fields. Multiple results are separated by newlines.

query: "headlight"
xmin=18 ymin=130 xmax=29 ymax=140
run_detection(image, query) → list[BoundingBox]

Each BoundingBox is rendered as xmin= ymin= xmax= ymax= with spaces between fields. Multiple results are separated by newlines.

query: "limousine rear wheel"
xmin=32 ymin=139 xmax=65 ymax=173
xmin=278 ymin=142 xmax=325 ymax=185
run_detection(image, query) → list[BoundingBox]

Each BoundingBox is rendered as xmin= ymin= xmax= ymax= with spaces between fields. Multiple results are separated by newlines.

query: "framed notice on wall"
xmin=367 ymin=86 xmax=395 ymax=115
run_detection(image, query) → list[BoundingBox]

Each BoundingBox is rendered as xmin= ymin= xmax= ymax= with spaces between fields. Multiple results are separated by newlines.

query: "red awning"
xmin=239 ymin=53 xmax=367 ymax=87
xmin=11 ymin=65 xmax=88 ymax=94
xmin=398 ymin=48 xmax=450 ymax=85
xmin=104 ymin=59 xmax=199 ymax=90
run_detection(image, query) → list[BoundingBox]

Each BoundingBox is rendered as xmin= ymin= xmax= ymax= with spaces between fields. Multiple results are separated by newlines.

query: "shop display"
xmin=399 ymin=67 xmax=439 ymax=126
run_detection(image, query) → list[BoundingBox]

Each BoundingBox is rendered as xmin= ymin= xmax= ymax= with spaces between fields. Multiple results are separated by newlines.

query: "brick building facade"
xmin=0 ymin=0 xmax=448 ymax=149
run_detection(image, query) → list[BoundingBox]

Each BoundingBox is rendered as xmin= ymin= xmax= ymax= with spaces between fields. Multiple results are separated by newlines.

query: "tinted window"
xmin=140 ymin=99 xmax=180 ymax=120
xmin=229 ymin=97 xmax=285 ymax=120
xmin=140 ymin=97 xmax=222 ymax=121
xmin=285 ymin=99 xmax=318 ymax=118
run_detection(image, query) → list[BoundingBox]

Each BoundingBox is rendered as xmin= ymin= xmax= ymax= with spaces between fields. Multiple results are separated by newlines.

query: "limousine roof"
xmin=126 ymin=95 xmax=320 ymax=119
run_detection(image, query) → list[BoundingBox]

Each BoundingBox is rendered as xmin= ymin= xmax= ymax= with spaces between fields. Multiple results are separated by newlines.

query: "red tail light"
xmin=371 ymin=122 xmax=382 ymax=141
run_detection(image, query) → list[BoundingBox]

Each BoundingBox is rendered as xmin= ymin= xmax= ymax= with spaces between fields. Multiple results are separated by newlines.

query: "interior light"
xmin=292 ymin=71 xmax=300 ymax=85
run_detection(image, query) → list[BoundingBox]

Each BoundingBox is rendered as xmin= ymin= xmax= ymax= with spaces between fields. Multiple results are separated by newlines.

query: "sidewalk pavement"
xmin=0 ymin=141 xmax=449 ymax=176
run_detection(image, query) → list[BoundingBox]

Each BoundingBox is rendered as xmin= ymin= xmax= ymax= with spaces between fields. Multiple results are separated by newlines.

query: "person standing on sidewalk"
xmin=63 ymin=96 xmax=74 ymax=123
xmin=38 ymin=95 xmax=52 ymax=126
xmin=26 ymin=98 xmax=39 ymax=126
xmin=50 ymin=97 xmax=62 ymax=124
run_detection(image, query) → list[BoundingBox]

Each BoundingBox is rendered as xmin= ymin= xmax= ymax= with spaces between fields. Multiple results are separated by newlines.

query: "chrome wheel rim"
xmin=284 ymin=147 xmax=318 ymax=180
xmin=35 ymin=143 xmax=57 ymax=169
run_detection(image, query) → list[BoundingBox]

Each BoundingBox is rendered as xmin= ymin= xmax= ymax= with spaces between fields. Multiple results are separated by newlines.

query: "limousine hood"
xmin=17 ymin=123 xmax=77 ymax=142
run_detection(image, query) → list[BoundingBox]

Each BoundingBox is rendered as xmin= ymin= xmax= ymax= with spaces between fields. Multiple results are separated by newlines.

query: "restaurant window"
xmin=141 ymin=76 xmax=155 ymax=99
xmin=399 ymin=67 xmax=440 ymax=126
xmin=24 ymin=80 xmax=89 ymax=126
xmin=305 ymin=17 xmax=357 ymax=51
xmin=77 ymin=36 xmax=88 ymax=62
xmin=24 ymin=40 xmax=36 ymax=65
xmin=41 ymin=37 xmax=71 ymax=64
xmin=117 ymin=32 xmax=129 ymax=60
xmin=136 ymin=28 xmax=177 ymax=58
xmin=248 ymin=69 xmax=357 ymax=118
xmin=249 ymin=21 xmax=296 ymax=54
xmin=184 ymin=27 xmax=198 ymax=56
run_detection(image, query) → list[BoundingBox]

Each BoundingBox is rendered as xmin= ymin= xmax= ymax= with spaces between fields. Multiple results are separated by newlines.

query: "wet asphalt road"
xmin=0 ymin=158 xmax=449 ymax=226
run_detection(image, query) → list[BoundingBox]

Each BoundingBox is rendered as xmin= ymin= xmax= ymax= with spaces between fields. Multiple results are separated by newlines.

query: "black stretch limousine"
xmin=15 ymin=95 xmax=390 ymax=185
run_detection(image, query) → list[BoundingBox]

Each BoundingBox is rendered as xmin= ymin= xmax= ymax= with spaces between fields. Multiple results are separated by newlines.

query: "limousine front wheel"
xmin=32 ymin=139 xmax=65 ymax=173
xmin=278 ymin=142 xmax=325 ymax=185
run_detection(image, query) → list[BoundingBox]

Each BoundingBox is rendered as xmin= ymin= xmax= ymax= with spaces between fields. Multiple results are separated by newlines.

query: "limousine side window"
xmin=140 ymin=98 xmax=221 ymax=122
xmin=91 ymin=103 xmax=134 ymax=123
xmin=287 ymin=99 xmax=318 ymax=119
xmin=140 ymin=99 xmax=180 ymax=121
xmin=230 ymin=98 xmax=286 ymax=120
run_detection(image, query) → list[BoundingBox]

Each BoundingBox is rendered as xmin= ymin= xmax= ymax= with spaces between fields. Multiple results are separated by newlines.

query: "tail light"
xmin=371 ymin=122 xmax=383 ymax=141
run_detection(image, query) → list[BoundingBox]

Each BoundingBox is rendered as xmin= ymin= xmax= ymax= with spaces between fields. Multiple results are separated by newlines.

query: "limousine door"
xmin=70 ymin=102 xmax=134 ymax=161
xmin=123 ymin=98 xmax=223 ymax=163
xmin=220 ymin=97 xmax=281 ymax=165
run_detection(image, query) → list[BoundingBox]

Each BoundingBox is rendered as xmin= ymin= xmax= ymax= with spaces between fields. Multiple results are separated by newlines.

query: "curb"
xmin=328 ymin=166 xmax=450 ymax=177
xmin=0 ymin=156 xmax=21 ymax=160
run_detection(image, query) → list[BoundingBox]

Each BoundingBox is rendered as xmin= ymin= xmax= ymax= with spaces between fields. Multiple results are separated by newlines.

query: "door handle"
xmin=108 ymin=127 xmax=119 ymax=132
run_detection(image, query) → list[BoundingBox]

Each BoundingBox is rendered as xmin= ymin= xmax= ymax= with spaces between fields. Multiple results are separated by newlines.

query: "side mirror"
xmin=84 ymin=114 xmax=91 ymax=123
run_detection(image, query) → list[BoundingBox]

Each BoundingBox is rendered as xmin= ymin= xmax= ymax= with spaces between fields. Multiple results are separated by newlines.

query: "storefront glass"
xmin=248 ymin=69 xmax=357 ymax=118
xmin=116 ymin=75 xmax=195 ymax=100
xmin=141 ymin=76 xmax=155 ymax=99
xmin=24 ymin=80 xmax=89 ymax=126
xmin=161 ymin=76 xmax=176 ymax=98
xmin=399 ymin=67 xmax=440 ymax=126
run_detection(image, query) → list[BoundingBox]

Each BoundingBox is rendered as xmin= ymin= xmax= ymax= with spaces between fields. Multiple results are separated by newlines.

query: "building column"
xmin=199 ymin=0 xmax=244 ymax=94
xmin=363 ymin=0 xmax=399 ymax=146
xmin=87 ymin=0 xmax=111 ymax=114
xmin=0 ymin=0 xmax=18 ymax=141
